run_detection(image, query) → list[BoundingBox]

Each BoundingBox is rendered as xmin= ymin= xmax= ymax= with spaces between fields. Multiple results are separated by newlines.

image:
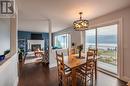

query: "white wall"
xmin=0 ymin=13 xmax=18 ymax=86
xmin=0 ymin=17 xmax=18 ymax=86
xmin=0 ymin=19 xmax=10 ymax=55
xmin=0 ymin=0 xmax=18 ymax=85
xmin=0 ymin=54 xmax=18 ymax=86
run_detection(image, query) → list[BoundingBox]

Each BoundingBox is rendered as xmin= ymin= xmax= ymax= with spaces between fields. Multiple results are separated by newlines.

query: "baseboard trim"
xmin=121 ymin=76 xmax=130 ymax=82
xmin=49 ymin=63 xmax=57 ymax=68
xmin=98 ymin=67 xmax=130 ymax=82
xmin=98 ymin=68 xmax=118 ymax=78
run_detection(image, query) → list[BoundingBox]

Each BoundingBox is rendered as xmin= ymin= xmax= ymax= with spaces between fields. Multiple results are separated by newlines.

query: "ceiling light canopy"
xmin=73 ymin=12 xmax=89 ymax=31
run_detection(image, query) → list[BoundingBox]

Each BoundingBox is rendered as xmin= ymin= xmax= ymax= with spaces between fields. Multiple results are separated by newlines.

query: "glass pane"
xmin=85 ymin=29 xmax=96 ymax=50
xmin=97 ymin=24 xmax=117 ymax=74
xmin=54 ymin=34 xmax=70 ymax=49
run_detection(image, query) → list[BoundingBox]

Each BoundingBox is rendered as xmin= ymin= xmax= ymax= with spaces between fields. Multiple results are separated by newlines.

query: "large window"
xmin=85 ymin=24 xmax=118 ymax=74
xmin=54 ymin=34 xmax=70 ymax=49
xmin=85 ymin=29 xmax=96 ymax=50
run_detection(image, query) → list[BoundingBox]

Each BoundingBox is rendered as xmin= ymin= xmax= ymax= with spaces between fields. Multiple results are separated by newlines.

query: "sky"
xmin=86 ymin=24 xmax=117 ymax=35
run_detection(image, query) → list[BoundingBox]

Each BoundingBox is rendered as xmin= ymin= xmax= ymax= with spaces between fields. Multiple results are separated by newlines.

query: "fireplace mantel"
xmin=27 ymin=40 xmax=44 ymax=51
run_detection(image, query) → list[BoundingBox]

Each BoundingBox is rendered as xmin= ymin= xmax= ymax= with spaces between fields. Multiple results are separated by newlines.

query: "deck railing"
xmin=87 ymin=44 xmax=117 ymax=66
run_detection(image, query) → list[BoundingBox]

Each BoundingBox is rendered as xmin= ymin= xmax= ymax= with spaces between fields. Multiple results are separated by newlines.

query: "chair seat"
xmin=65 ymin=66 xmax=71 ymax=71
xmin=77 ymin=67 xmax=93 ymax=75
xmin=58 ymin=68 xmax=71 ymax=78
xmin=80 ymin=61 xmax=95 ymax=69
xmin=65 ymin=69 xmax=72 ymax=77
xmin=76 ymin=61 xmax=95 ymax=77
xmin=80 ymin=66 xmax=93 ymax=71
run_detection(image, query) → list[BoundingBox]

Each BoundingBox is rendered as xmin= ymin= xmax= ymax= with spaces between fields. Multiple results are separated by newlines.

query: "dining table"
xmin=64 ymin=53 xmax=97 ymax=86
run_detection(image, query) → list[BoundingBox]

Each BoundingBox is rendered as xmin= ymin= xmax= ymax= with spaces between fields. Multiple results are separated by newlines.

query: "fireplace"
xmin=27 ymin=40 xmax=44 ymax=51
xmin=31 ymin=44 xmax=41 ymax=51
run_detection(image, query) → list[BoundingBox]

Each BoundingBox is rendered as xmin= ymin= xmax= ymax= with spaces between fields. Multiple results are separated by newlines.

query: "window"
xmin=85 ymin=24 xmax=118 ymax=74
xmin=85 ymin=29 xmax=96 ymax=50
xmin=54 ymin=34 xmax=70 ymax=49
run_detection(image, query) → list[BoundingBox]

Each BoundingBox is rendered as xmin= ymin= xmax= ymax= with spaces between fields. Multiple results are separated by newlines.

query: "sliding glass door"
xmin=85 ymin=24 xmax=118 ymax=74
xmin=97 ymin=24 xmax=117 ymax=74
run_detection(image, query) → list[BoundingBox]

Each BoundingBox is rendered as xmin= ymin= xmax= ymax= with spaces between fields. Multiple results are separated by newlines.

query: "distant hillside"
xmin=86 ymin=35 xmax=117 ymax=44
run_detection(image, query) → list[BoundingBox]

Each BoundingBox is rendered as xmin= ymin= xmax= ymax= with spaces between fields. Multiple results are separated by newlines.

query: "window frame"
xmin=54 ymin=34 xmax=70 ymax=49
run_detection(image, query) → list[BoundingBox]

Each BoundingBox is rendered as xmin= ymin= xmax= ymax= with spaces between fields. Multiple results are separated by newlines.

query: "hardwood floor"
xmin=18 ymin=62 xmax=127 ymax=86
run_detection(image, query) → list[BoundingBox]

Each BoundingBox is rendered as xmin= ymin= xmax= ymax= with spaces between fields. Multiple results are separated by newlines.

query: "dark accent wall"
xmin=18 ymin=31 xmax=49 ymax=52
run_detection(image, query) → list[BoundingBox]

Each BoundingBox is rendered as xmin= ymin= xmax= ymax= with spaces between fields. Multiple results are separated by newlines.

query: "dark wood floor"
xmin=18 ymin=62 xmax=127 ymax=86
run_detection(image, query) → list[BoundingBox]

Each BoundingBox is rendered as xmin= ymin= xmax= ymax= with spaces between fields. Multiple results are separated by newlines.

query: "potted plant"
xmin=18 ymin=48 xmax=24 ymax=62
xmin=0 ymin=49 xmax=10 ymax=61
xmin=4 ymin=49 xmax=10 ymax=58
xmin=77 ymin=44 xmax=83 ymax=58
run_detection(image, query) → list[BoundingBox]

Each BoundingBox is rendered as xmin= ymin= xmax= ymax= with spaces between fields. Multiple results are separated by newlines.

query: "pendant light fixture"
xmin=73 ymin=12 xmax=89 ymax=31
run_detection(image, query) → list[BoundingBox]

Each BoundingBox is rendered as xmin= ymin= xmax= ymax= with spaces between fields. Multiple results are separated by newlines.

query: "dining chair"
xmin=76 ymin=51 xmax=95 ymax=86
xmin=88 ymin=48 xmax=98 ymax=79
xmin=42 ymin=50 xmax=49 ymax=64
xmin=88 ymin=48 xmax=97 ymax=57
xmin=56 ymin=51 xmax=72 ymax=86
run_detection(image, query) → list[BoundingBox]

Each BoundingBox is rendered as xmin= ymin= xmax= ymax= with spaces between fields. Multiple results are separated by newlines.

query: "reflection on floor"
xmin=18 ymin=62 xmax=127 ymax=86
xmin=98 ymin=61 xmax=117 ymax=74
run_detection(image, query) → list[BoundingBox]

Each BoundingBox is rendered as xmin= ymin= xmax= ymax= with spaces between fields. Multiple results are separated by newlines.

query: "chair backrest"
xmin=88 ymin=48 xmax=97 ymax=55
xmin=85 ymin=51 xmax=95 ymax=71
xmin=88 ymin=48 xmax=97 ymax=59
xmin=56 ymin=51 xmax=65 ymax=75
xmin=86 ymin=51 xmax=95 ymax=61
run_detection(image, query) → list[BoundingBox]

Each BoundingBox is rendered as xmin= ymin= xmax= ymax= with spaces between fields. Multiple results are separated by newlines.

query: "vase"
xmin=79 ymin=51 xmax=81 ymax=58
xmin=0 ymin=55 xmax=5 ymax=61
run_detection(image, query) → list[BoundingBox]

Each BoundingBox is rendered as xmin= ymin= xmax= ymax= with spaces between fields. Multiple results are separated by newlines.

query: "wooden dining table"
xmin=64 ymin=53 xmax=97 ymax=86
xmin=64 ymin=53 xmax=86 ymax=86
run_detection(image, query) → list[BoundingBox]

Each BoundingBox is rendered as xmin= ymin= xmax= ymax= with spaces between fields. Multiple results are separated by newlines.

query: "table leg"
xmin=72 ymin=68 xmax=77 ymax=86
xmin=95 ymin=61 xmax=97 ymax=79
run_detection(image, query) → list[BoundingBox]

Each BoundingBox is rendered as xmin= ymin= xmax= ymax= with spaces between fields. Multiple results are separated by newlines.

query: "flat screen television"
xmin=31 ymin=33 xmax=43 ymax=40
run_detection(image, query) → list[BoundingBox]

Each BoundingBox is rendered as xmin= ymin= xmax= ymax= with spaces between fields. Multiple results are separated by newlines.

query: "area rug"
xmin=24 ymin=56 xmax=42 ymax=64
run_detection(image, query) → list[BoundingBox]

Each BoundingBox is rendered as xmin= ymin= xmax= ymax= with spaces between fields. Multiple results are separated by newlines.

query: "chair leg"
xmin=59 ymin=82 xmax=61 ymax=86
xmin=91 ymin=70 xmax=94 ymax=86
xmin=67 ymin=77 xmax=70 ymax=86
xmin=82 ymin=76 xmax=84 ymax=86
xmin=95 ymin=61 xmax=97 ymax=80
xmin=58 ymin=74 xmax=63 ymax=86
xmin=63 ymin=77 xmax=67 ymax=86
xmin=58 ymin=78 xmax=62 ymax=86
xmin=81 ymin=75 xmax=84 ymax=86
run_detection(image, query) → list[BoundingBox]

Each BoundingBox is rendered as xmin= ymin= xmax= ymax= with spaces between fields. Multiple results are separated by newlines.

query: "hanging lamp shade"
xmin=73 ymin=12 xmax=89 ymax=31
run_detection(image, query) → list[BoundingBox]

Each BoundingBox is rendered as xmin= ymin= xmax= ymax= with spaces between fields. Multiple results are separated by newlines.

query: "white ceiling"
xmin=17 ymin=0 xmax=130 ymax=32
